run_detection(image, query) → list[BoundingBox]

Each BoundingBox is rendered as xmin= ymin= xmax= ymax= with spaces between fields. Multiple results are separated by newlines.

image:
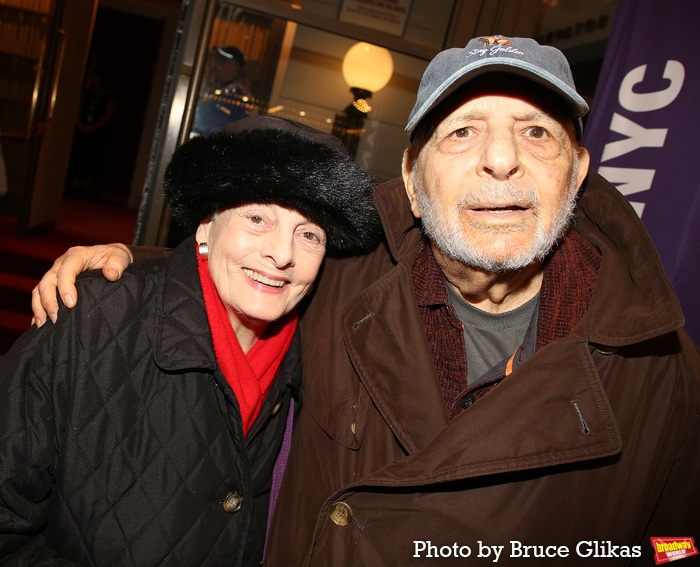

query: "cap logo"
xmin=469 ymin=36 xmax=524 ymax=58
xmin=480 ymin=36 xmax=511 ymax=46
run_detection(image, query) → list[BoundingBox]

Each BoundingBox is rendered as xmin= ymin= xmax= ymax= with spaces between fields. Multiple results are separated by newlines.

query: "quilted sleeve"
xmin=0 ymin=323 xmax=79 ymax=565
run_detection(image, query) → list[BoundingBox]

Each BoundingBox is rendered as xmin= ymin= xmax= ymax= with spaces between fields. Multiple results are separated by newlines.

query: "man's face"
xmin=403 ymin=84 xmax=589 ymax=273
xmin=211 ymin=55 xmax=241 ymax=84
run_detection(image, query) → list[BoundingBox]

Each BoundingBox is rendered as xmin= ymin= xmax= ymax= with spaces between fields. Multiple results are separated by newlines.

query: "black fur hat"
xmin=163 ymin=115 xmax=382 ymax=256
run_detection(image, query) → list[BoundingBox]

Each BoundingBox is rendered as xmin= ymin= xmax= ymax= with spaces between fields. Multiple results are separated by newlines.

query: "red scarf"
xmin=197 ymin=247 xmax=297 ymax=436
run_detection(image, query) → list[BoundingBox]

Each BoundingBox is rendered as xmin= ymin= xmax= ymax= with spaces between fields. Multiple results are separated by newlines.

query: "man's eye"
xmin=452 ymin=127 xmax=472 ymax=138
xmin=525 ymin=126 xmax=549 ymax=139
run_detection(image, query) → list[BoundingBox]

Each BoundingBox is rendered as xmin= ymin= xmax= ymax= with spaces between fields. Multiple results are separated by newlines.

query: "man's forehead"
xmin=439 ymin=94 xmax=559 ymax=125
xmin=433 ymin=76 xmax=576 ymax=133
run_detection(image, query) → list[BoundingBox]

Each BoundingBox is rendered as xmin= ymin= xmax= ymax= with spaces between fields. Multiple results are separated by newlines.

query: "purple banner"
xmin=582 ymin=0 xmax=700 ymax=344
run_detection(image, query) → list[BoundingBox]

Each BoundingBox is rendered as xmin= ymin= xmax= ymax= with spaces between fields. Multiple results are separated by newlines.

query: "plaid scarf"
xmin=413 ymin=230 xmax=602 ymax=417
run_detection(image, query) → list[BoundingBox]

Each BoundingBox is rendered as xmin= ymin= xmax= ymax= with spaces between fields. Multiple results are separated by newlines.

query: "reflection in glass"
xmin=190 ymin=2 xmax=426 ymax=180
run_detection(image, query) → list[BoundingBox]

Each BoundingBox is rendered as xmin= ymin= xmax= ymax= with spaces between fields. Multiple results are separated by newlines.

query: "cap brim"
xmin=405 ymin=58 xmax=589 ymax=135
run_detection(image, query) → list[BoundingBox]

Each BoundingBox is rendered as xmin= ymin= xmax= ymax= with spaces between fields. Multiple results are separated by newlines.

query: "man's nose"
xmin=478 ymin=131 xmax=522 ymax=180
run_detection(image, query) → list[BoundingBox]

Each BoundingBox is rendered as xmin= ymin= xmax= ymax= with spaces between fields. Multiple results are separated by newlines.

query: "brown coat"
xmin=265 ymin=172 xmax=700 ymax=566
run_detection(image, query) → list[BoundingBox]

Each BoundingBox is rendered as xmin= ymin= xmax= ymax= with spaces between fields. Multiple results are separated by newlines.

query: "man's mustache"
xmin=456 ymin=182 xmax=539 ymax=211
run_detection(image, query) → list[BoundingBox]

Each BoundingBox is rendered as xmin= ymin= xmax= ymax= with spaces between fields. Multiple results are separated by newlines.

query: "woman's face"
xmin=197 ymin=204 xmax=326 ymax=334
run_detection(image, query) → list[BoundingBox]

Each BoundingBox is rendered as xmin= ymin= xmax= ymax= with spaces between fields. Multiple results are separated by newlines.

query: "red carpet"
xmin=1 ymin=198 xmax=138 ymax=259
xmin=0 ymin=198 xmax=138 ymax=355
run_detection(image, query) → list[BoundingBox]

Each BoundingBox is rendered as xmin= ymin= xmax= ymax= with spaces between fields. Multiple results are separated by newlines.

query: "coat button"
xmin=329 ymin=501 xmax=353 ymax=526
xmin=459 ymin=394 xmax=475 ymax=409
xmin=593 ymin=345 xmax=619 ymax=355
xmin=271 ymin=401 xmax=283 ymax=416
xmin=223 ymin=492 xmax=243 ymax=513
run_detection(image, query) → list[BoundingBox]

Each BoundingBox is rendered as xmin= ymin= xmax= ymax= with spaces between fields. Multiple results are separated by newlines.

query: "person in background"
xmin=0 ymin=115 xmax=380 ymax=566
xmin=65 ymin=69 xmax=117 ymax=200
xmin=192 ymin=46 xmax=251 ymax=136
xmin=31 ymin=36 xmax=700 ymax=565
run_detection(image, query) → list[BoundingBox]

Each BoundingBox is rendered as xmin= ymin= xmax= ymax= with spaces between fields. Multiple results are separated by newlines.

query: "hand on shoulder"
xmin=31 ymin=243 xmax=133 ymax=327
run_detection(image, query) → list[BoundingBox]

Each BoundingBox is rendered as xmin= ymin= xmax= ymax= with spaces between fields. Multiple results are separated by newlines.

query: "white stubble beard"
xmin=413 ymin=155 xmax=581 ymax=273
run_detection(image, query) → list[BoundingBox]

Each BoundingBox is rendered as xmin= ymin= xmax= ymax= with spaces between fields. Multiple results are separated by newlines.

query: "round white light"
xmin=342 ymin=42 xmax=394 ymax=93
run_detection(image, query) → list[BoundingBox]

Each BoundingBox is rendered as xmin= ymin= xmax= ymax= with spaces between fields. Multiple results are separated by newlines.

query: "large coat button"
xmin=329 ymin=501 xmax=353 ymax=526
xmin=223 ymin=492 xmax=243 ymax=513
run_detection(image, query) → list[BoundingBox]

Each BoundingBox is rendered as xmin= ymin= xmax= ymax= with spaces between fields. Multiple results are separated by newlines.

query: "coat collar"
xmin=152 ymin=236 xmax=218 ymax=372
xmin=334 ymin=171 xmax=682 ymax=469
xmin=373 ymin=171 xmax=685 ymax=346
xmin=373 ymin=177 xmax=423 ymax=264
xmin=343 ymin=326 xmax=622 ymax=484
xmin=572 ymin=171 xmax=685 ymax=345
xmin=339 ymin=244 xmax=621 ymax=465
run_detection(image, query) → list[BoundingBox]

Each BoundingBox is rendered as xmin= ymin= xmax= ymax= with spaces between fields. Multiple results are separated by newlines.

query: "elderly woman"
xmin=0 ymin=116 xmax=380 ymax=566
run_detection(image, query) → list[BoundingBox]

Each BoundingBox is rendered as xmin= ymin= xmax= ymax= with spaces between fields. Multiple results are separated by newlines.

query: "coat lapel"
xmin=341 ymin=260 xmax=450 ymax=455
xmin=153 ymin=237 xmax=217 ymax=372
xmin=348 ymin=333 xmax=622 ymax=486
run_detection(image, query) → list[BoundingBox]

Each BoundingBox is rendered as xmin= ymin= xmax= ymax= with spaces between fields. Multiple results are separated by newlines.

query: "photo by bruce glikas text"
xmin=413 ymin=540 xmax=643 ymax=561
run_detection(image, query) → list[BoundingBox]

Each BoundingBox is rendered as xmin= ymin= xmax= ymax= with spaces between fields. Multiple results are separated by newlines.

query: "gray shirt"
xmin=446 ymin=281 xmax=539 ymax=386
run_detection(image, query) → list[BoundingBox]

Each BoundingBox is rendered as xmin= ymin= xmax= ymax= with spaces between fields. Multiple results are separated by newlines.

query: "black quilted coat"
xmin=0 ymin=236 xmax=301 ymax=566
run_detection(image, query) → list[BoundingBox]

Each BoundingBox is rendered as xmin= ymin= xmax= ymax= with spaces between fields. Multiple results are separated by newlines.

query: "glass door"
xmin=188 ymin=1 xmax=430 ymax=180
xmin=136 ymin=0 xmax=439 ymax=246
xmin=0 ymin=0 xmax=58 ymax=227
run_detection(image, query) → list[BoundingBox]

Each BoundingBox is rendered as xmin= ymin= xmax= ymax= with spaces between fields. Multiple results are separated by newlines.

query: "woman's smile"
xmin=242 ymin=267 xmax=287 ymax=288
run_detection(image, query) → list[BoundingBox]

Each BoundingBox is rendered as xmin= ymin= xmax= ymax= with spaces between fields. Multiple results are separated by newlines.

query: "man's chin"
xmin=440 ymin=231 xmax=554 ymax=273
xmin=465 ymin=230 xmax=536 ymax=255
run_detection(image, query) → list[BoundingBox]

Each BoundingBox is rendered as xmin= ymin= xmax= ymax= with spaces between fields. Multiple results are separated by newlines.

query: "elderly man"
xmin=31 ymin=36 xmax=700 ymax=565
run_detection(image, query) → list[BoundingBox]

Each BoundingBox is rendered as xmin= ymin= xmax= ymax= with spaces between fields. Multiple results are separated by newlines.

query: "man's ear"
xmin=576 ymin=146 xmax=590 ymax=189
xmin=402 ymin=148 xmax=422 ymax=219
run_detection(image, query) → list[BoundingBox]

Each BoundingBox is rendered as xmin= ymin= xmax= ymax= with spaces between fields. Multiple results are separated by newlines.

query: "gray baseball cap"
xmin=405 ymin=35 xmax=589 ymax=137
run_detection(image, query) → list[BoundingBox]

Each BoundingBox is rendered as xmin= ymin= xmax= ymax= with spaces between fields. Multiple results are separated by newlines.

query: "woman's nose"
xmin=263 ymin=234 xmax=294 ymax=268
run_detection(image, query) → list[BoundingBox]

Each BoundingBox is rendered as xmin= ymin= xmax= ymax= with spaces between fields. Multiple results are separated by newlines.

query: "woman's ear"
xmin=196 ymin=218 xmax=212 ymax=244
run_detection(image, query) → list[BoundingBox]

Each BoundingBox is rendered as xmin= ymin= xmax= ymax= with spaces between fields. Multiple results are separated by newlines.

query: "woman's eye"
xmin=249 ymin=215 xmax=264 ymax=224
xmin=299 ymin=229 xmax=325 ymax=246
